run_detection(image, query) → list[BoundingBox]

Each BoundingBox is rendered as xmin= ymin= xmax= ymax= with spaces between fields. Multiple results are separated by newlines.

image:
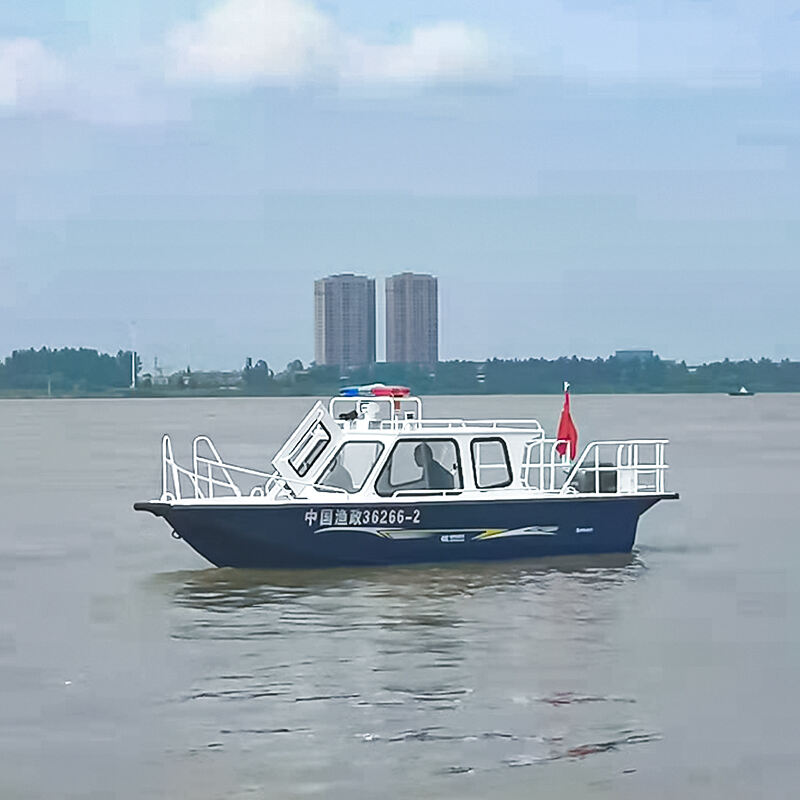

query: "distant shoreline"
xmin=4 ymin=347 xmax=795 ymax=396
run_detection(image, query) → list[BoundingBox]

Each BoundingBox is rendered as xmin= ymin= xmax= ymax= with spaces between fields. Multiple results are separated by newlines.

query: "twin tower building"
xmin=314 ymin=272 xmax=438 ymax=369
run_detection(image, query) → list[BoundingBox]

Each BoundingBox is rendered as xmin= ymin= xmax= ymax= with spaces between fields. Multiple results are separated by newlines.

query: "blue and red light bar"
xmin=339 ymin=383 xmax=411 ymax=398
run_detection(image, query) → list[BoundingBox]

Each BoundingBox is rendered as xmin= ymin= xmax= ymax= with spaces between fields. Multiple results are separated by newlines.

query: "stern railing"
xmin=521 ymin=438 xmax=669 ymax=495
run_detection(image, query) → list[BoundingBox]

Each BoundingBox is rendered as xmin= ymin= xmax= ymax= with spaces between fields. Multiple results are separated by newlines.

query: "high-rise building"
xmin=385 ymin=272 xmax=438 ymax=365
xmin=314 ymin=274 xmax=376 ymax=368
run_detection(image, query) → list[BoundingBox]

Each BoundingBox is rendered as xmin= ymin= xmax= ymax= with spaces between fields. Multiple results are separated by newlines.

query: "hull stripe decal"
xmin=314 ymin=526 xmax=561 ymax=540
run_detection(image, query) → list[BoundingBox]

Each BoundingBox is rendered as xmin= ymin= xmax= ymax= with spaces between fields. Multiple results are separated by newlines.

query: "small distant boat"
xmin=134 ymin=386 xmax=678 ymax=568
xmin=728 ymin=386 xmax=754 ymax=396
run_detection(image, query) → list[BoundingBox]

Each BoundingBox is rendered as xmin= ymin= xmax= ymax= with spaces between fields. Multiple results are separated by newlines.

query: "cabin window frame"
xmin=287 ymin=420 xmax=332 ymax=477
xmin=317 ymin=440 xmax=385 ymax=494
xmin=374 ymin=437 xmax=464 ymax=497
xmin=470 ymin=437 xmax=513 ymax=489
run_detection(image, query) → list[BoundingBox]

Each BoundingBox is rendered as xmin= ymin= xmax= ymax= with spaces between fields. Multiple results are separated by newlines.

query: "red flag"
xmin=555 ymin=384 xmax=578 ymax=459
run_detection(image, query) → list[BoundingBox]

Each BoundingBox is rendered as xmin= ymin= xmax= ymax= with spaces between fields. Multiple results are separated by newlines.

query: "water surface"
xmin=1 ymin=394 xmax=798 ymax=798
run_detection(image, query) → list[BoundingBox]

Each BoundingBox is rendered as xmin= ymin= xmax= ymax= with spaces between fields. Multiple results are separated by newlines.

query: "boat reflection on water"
xmin=153 ymin=552 xmax=642 ymax=614
xmin=145 ymin=552 xmax=660 ymax=779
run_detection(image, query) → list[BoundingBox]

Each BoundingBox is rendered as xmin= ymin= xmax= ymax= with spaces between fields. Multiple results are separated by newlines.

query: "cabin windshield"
xmin=375 ymin=439 xmax=462 ymax=496
xmin=318 ymin=441 xmax=384 ymax=493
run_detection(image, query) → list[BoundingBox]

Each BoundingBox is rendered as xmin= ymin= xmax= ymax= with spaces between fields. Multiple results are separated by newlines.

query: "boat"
xmin=134 ymin=388 xmax=678 ymax=568
xmin=728 ymin=386 xmax=754 ymax=396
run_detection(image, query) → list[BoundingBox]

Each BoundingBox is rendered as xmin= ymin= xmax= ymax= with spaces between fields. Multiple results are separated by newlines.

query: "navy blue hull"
xmin=135 ymin=495 xmax=676 ymax=569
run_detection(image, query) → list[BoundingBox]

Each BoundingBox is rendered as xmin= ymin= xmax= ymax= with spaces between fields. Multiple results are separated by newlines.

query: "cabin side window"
xmin=375 ymin=439 xmax=462 ymax=497
xmin=318 ymin=442 xmax=385 ymax=493
xmin=287 ymin=421 xmax=331 ymax=477
xmin=471 ymin=438 xmax=512 ymax=489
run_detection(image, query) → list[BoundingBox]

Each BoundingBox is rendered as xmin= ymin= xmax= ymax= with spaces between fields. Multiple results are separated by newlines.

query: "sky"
xmin=1 ymin=0 xmax=799 ymax=371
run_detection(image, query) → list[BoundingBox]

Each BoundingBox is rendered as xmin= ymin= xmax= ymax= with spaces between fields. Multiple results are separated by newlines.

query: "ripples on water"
xmin=10 ymin=395 xmax=799 ymax=797
xmin=145 ymin=557 xmax=659 ymax=793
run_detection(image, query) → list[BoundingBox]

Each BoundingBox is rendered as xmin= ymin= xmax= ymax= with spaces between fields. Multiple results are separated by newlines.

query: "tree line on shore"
xmin=0 ymin=348 xmax=138 ymax=393
xmin=2 ymin=346 xmax=800 ymax=395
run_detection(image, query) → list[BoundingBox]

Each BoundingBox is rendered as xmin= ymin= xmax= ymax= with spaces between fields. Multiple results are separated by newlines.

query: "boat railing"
xmin=159 ymin=435 xmax=347 ymax=501
xmin=520 ymin=438 xmax=573 ymax=492
xmin=377 ymin=418 xmax=545 ymax=433
xmin=521 ymin=438 xmax=669 ymax=495
xmin=158 ymin=433 xmax=669 ymax=502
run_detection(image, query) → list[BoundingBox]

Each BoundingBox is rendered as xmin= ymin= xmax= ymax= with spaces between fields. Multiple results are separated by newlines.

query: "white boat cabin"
xmin=158 ymin=390 xmax=670 ymax=504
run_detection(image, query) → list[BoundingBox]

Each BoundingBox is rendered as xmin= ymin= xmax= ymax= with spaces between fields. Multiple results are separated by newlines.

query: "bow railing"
xmin=159 ymin=435 xmax=346 ymax=501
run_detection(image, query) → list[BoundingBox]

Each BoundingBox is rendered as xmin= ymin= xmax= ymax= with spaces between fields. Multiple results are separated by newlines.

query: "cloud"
xmin=166 ymin=0 xmax=493 ymax=86
xmin=342 ymin=22 xmax=492 ymax=84
xmin=3 ymin=1 xmax=797 ymax=127
xmin=0 ymin=37 xmax=187 ymax=126
xmin=0 ymin=38 xmax=66 ymax=109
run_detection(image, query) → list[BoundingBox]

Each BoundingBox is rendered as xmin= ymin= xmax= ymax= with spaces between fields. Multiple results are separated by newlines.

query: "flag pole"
xmin=555 ymin=381 xmax=578 ymax=460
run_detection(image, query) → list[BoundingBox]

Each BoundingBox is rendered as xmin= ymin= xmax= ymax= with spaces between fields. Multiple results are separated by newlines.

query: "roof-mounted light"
xmin=339 ymin=383 xmax=411 ymax=398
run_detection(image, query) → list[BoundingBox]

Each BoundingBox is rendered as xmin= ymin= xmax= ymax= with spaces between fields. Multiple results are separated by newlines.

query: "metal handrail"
xmin=520 ymin=437 xmax=572 ymax=492
xmin=377 ymin=418 xmax=545 ymax=432
xmin=560 ymin=439 xmax=669 ymax=495
xmin=519 ymin=437 xmax=669 ymax=495
xmin=159 ymin=432 xmax=670 ymax=503
xmin=160 ymin=434 xmax=347 ymax=501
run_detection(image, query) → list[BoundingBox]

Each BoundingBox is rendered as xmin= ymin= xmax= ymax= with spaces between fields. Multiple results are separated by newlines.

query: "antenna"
xmin=129 ymin=321 xmax=137 ymax=390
